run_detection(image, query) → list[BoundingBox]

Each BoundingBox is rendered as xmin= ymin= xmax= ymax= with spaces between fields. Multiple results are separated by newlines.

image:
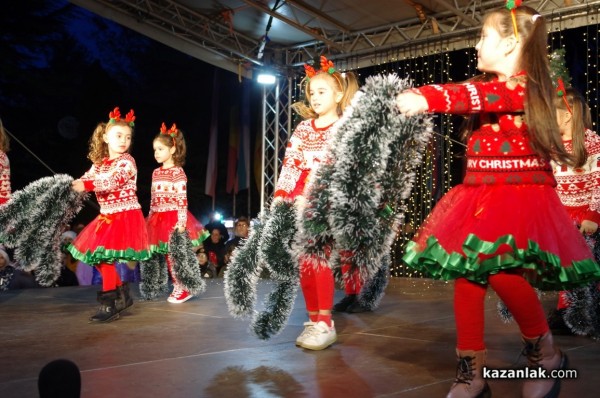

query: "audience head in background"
xmin=38 ymin=359 xmax=81 ymax=398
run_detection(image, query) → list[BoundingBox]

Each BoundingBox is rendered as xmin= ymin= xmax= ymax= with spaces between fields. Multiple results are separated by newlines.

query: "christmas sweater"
xmin=149 ymin=166 xmax=189 ymax=227
xmin=274 ymin=119 xmax=335 ymax=199
xmin=0 ymin=151 xmax=11 ymax=203
xmin=80 ymin=153 xmax=141 ymax=215
xmin=553 ymin=129 xmax=600 ymax=225
xmin=416 ymin=73 xmax=555 ymax=186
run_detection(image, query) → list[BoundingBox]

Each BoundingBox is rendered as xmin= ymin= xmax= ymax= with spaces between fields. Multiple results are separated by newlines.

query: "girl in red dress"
xmin=69 ymin=107 xmax=150 ymax=323
xmin=146 ymin=123 xmax=208 ymax=303
xmin=273 ymin=56 xmax=359 ymax=350
xmin=397 ymin=5 xmax=600 ymax=398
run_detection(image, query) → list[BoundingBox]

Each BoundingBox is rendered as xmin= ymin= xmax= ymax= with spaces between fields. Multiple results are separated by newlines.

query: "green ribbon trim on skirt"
xmin=148 ymin=231 xmax=210 ymax=255
xmin=67 ymin=245 xmax=152 ymax=265
xmin=402 ymin=233 xmax=600 ymax=291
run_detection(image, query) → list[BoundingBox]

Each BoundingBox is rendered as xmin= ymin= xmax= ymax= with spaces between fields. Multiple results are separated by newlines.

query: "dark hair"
xmin=0 ymin=118 xmax=10 ymax=152
xmin=235 ymin=216 xmax=249 ymax=226
xmin=476 ymin=6 xmax=573 ymax=165
xmin=38 ymin=359 xmax=81 ymax=398
xmin=555 ymin=87 xmax=592 ymax=168
xmin=154 ymin=127 xmax=187 ymax=167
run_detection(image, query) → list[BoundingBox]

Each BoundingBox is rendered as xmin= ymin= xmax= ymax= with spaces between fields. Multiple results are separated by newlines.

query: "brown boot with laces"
xmin=521 ymin=332 xmax=568 ymax=398
xmin=447 ymin=350 xmax=491 ymax=398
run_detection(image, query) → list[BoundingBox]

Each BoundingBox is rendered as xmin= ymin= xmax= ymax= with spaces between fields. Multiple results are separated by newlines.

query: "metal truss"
xmin=259 ymin=77 xmax=292 ymax=212
xmin=285 ymin=0 xmax=600 ymax=69
xmin=69 ymin=0 xmax=263 ymax=75
xmin=71 ymin=0 xmax=600 ymax=75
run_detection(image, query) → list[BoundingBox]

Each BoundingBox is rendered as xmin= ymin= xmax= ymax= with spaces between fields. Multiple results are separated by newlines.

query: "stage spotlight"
xmin=256 ymin=68 xmax=276 ymax=85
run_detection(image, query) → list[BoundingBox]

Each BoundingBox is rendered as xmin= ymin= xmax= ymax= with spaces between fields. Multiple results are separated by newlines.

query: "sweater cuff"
xmin=584 ymin=210 xmax=600 ymax=225
xmin=414 ymin=86 xmax=442 ymax=112
xmin=82 ymin=179 xmax=95 ymax=192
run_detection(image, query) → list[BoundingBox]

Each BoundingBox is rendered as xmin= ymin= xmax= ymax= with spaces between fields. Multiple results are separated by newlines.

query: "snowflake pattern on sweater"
xmin=274 ymin=119 xmax=336 ymax=199
xmin=80 ymin=153 xmax=141 ymax=215
xmin=416 ymin=74 xmax=555 ymax=186
xmin=0 ymin=151 xmax=10 ymax=203
xmin=553 ymin=129 xmax=600 ymax=224
xmin=149 ymin=166 xmax=188 ymax=227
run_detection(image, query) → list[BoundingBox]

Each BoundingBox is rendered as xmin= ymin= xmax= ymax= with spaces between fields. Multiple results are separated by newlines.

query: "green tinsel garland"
xmin=326 ymin=74 xmax=433 ymax=282
xmin=357 ymin=253 xmax=391 ymax=310
xmin=139 ymin=254 xmax=169 ymax=300
xmin=169 ymin=229 xmax=206 ymax=295
xmin=223 ymin=210 xmax=268 ymax=318
xmin=249 ymin=200 xmax=299 ymax=339
xmin=0 ymin=174 xmax=87 ymax=286
xmin=225 ymin=74 xmax=432 ymax=339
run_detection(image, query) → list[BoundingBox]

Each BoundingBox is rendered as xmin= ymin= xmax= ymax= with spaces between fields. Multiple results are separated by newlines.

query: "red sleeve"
xmin=416 ymin=75 xmax=526 ymax=115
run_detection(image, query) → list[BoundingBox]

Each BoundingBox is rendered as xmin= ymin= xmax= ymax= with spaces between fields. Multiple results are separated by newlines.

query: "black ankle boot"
xmin=90 ymin=290 xmax=120 ymax=323
xmin=333 ymin=295 xmax=356 ymax=312
xmin=115 ymin=282 xmax=134 ymax=313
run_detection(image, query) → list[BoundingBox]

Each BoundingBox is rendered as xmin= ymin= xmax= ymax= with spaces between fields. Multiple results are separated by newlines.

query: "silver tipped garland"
xmin=326 ymin=74 xmax=434 ymax=283
xmin=169 ymin=229 xmax=206 ymax=295
xmin=225 ymin=74 xmax=433 ymax=339
xmin=250 ymin=201 xmax=299 ymax=339
xmin=0 ymin=174 xmax=87 ymax=286
xmin=139 ymin=254 xmax=169 ymax=300
xmin=139 ymin=230 xmax=206 ymax=299
xmin=224 ymin=210 xmax=268 ymax=318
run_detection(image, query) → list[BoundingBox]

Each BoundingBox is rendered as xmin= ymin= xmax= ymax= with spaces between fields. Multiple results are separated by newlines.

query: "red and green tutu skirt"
xmin=402 ymin=184 xmax=600 ymax=290
xmin=68 ymin=209 xmax=151 ymax=265
xmin=146 ymin=210 xmax=209 ymax=254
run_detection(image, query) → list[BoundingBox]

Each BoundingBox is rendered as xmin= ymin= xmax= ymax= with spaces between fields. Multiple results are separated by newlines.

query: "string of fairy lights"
xmin=288 ymin=20 xmax=599 ymax=278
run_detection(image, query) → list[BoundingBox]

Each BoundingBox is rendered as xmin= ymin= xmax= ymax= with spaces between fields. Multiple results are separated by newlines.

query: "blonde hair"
xmin=292 ymin=69 xmax=359 ymax=120
xmin=87 ymin=121 xmax=133 ymax=165
xmin=556 ymin=88 xmax=593 ymax=168
xmin=482 ymin=5 xmax=573 ymax=165
xmin=0 ymin=118 xmax=10 ymax=153
xmin=154 ymin=128 xmax=187 ymax=167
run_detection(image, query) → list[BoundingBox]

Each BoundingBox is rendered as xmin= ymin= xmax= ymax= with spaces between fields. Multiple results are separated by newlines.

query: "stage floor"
xmin=1 ymin=277 xmax=598 ymax=397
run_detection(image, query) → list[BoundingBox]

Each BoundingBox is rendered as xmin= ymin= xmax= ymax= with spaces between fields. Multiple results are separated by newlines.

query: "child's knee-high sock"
xmin=315 ymin=265 xmax=334 ymax=326
xmin=454 ymin=278 xmax=487 ymax=350
xmin=489 ymin=273 xmax=548 ymax=338
xmin=300 ymin=258 xmax=319 ymax=322
xmin=96 ymin=263 xmax=121 ymax=292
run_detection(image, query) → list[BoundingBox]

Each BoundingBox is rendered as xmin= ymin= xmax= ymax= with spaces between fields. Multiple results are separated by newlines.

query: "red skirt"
xmin=146 ymin=210 xmax=209 ymax=254
xmin=68 ymin=209 xmax=150 ymax=265
xmin=403 ymin=184 xmax=600 ymax=290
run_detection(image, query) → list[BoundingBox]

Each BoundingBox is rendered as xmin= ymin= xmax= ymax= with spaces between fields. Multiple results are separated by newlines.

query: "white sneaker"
xmin=295 ymin=321 xmax=316 ymax=346
xmin=301 ymin=321 xmax=336 ymax=350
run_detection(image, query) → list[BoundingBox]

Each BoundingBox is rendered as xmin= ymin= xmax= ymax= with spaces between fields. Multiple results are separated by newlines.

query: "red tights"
xmin=454 ymin=273 xmax=549 ymax=351
xmin=96 ymin=263 xmax=122 ymax=292
xmin=341 ymin=264 xmax=363 ymax=295
xmin=300 ymin=259 xmax=334 ymax=325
